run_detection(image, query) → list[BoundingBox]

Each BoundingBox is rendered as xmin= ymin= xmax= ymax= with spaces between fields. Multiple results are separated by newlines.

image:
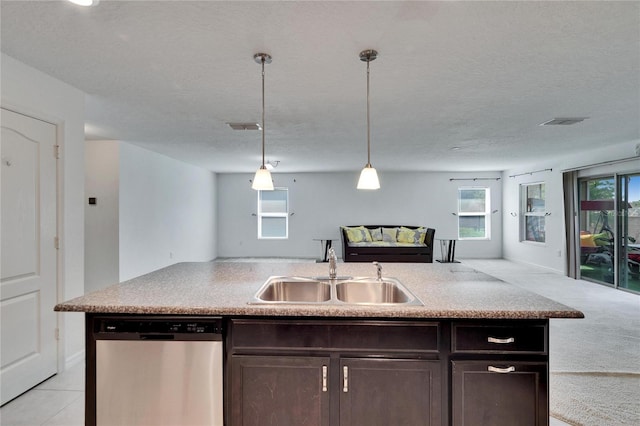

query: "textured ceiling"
xmin=1 ymin=0 xmax=639 ymax=173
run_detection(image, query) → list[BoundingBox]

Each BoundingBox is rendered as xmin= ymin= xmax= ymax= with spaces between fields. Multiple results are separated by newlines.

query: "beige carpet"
xmin=215 ymin=257 xmax=315 ymax=263
xmin=463 ymin=259 xmax=640 ymax=426
xmin=550 ymin=372 xmax=640 ymax=425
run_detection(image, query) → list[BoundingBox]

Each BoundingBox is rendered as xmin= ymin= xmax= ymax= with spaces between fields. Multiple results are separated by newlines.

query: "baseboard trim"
xmin=501 ymin=256 xmax=564 ymax=275
xmin=65 ymin=349 xmax=85 ymax=369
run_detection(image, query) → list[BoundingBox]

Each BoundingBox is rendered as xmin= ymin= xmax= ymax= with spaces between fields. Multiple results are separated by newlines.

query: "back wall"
xmin=217 ymin=171 xmax=502 ymax=260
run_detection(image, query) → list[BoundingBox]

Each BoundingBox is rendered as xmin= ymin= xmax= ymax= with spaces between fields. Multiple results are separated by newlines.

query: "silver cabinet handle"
xmin=343 ymin=366 xmax=349 ymax=392
xmin=488 ymin=336 xmax=515 ymax=344
xmin=322 ymin=366 xmax=328 ymax=392
xmin=488 ymin=366 xmax=516 ymax=373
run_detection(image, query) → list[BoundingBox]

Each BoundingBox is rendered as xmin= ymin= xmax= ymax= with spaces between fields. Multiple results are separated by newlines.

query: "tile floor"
xmin=0 ymin=361 xmax=84 ymax=426
xmin=1 ymin=258 xmax=590 ymax=426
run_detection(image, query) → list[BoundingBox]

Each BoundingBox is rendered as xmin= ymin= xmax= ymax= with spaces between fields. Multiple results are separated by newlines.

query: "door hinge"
xmin=54 ymin=144 xmax=60 ymax=159
xmin=55 ymin=328 xmax=60 ymax=340
xmin=54 ymin=236 xmax=60 ymax=249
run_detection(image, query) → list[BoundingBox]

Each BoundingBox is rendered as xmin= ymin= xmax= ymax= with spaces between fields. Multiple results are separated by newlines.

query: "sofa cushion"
xmin=370 ymin=227 xmax=383 ymax=241
xmin=348 ymin=241 xmax=424 ymax=247
xmin=343 ymin=226 xmax=373 ymax=243
xmin=382 ymin=227 xmax=398 ymax=242
xmin=397 ymin=226 xmax=427 ymax=244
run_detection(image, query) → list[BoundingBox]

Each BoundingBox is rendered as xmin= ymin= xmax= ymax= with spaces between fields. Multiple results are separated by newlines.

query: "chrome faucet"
xmin=373 ymin=261 xmax=382 ymax=280
xmin=328 ymin=248 xmax=337 ymax=279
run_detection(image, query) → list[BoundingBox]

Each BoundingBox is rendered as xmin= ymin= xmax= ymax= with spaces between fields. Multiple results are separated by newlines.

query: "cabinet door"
xmin=452 ymin=361 xmax=548 ymax=426
xmin=229 ymin=355 xmax=330 ymax=426
xmin=339 ymin=358 xmax=441 ymax=426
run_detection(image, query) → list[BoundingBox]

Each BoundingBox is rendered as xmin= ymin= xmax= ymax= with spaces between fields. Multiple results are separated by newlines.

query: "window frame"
xmin=520 ymin=182 xmax=546 ymax=243
xmin=457 ymin=187 xmax=491 ymax=240
xmin=257 ymin=187 xmax=289 ymax=240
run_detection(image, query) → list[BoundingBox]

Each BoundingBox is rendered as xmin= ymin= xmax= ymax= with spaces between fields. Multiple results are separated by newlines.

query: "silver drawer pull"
xmin=488 ymin=336 xmax=515 ymax=344
xmin=343 ymin=366 xmax=349 ymax=392
xmin=488 ymin=366 xmax=516 ymax=373
xmin=322 ymin=365 xmax=328 ymax=392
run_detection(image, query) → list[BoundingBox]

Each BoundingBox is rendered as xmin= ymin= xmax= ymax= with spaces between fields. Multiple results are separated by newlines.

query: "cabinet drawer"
xmin=231 ymin=320 xmax=439 ymax=353
xmin=452 ymin=323 xmax=547 ymax=354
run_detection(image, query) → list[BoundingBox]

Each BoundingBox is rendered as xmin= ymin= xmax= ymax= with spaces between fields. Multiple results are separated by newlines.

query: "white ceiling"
xmin=2 ymin=0 xmax=639 ymax=173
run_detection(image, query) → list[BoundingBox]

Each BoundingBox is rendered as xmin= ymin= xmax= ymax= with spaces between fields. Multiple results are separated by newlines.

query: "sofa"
xmin=340 ymin=225 xmax=435 ymax=263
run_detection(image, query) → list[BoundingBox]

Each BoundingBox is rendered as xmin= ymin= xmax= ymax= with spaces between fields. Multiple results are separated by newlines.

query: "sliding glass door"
xmin=619 ymin=174 xmax=640 ymax=292
xmin=578 ymin=177 xmax=615 ymax=285
xmin=577 ymin=173 xmax=640 ymax=293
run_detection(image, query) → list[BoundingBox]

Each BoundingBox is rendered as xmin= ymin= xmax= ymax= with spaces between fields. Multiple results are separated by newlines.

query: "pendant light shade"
xmin=67 ymin=0 xmax=100 ymax=5
xmin=252 ymin=166 xmax=273 ymax=190
xmin=252 ymin=53 xmax=274 ymax=191
xmin=357 ymin=49 xmax=380 ymax=190
xmin=357 ymin=164 xmax=380 ymax=190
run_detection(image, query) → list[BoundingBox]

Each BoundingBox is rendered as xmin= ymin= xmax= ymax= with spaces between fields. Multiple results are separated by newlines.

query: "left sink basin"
xmin=252 ymin=277 xmax=331 ymax=303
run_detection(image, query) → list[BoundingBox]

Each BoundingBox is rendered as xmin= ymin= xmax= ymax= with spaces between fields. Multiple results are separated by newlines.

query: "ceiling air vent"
xmin=539 ymin=117 xmax=589 ymax=126
xmin=227 ymin=122 xmax=261 ymax=130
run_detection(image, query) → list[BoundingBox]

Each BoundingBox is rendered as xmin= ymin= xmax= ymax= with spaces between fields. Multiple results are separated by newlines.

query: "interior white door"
xmin=1 ymin=108 xmax=58 ymax=405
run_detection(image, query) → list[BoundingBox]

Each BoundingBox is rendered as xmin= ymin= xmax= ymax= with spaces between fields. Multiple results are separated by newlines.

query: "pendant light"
xmin=67 ymin=0 xmax=99 ymax=5
xmin=251 ymin=53 xmax=274 ymax=191
xmin=357 ymin=49 xmax=380 ymax=190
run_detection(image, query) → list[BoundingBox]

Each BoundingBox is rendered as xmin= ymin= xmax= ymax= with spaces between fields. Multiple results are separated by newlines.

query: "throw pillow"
xmin=370 ymin=227 xmax=383 ymax=241
xmin=343 ymin=226 xmax=373 ymax=243
xmin=382 ymin=227 xmax=398 ymax=243
xmin=398 ymin=227 xmax=427 ymax=244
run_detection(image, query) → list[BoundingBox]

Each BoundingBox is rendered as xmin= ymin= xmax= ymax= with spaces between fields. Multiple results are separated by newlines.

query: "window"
xmin=458 ymin=188 xmax=490 ymax=239
xmin=520 ymin=182 xmax=546 ymax=243
xmin=258 ymin=188 xmax=288 ymax=239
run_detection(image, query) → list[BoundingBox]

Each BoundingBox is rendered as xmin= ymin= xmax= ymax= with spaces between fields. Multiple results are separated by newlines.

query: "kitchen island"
xmin=56 ymin=261 xmax=583 ymax=426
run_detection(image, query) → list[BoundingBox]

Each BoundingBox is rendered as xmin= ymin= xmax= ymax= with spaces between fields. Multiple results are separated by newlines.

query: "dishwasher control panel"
xmin=94 ymin=316 xmax=223 ymax=340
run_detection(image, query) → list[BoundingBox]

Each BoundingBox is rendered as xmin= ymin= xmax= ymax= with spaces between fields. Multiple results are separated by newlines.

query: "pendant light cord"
xmin=261 ymin=56 xmax=266 ymax=168
xmin=366 ymin=58 xmax=371 ymax=166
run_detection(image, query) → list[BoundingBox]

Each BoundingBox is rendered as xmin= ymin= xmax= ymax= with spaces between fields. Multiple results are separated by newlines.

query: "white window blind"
xmin=521 ymin=182 xmax=546 ymax=243
xmin=258 ymin=188 xmax=288 ymax=239
xmin=458 ymin=188 xmax=491 ymax=240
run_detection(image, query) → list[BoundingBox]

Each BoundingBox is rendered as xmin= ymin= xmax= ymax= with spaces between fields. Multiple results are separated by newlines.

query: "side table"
xmin=312 ymin=238 xmax=336 ymax=263
xmin=436 ymin=238 xmax=460 ymax=263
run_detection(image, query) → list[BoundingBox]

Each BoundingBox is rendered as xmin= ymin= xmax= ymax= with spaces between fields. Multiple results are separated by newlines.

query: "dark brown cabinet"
xmin=227 ymin=319 xmax=441 ymax=426
xmin=340 ymin=358 xmax=440 ymax=426
xmin=226 ymin=318 xmax=549 ymax=426
xmin=229 ymin=355 xmax=440 ymax=426
xmin=450 ymin=321 xmax=549 ymax=426
xmin=451 ymin=361 xmax=548 ymax=426
xmin=229 ymin=355 xmax=330 ymax=426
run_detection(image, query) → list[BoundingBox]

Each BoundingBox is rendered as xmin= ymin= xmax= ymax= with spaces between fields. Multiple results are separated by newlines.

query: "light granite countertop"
xmin=54 ymin=261 xmax=584 ymax=319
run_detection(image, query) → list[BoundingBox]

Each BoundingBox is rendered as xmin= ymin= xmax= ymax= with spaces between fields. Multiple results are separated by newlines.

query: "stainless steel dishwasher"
xmin=93 ymin=317 xmax=223 ymax=426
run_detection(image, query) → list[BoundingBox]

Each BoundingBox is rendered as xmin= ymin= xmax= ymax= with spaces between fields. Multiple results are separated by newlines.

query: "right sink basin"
xmin=335 ymin=277 xmax=422 ymax=305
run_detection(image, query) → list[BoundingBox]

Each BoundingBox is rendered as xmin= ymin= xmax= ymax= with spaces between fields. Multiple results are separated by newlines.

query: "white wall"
xmin=217 ymin=171 xmax=503 ymax=260
xmin=502 ymin=140 xmax=640 ymax=273
xmin=119 ymin=143 xmax=217 ymax=281
xmin=1 ymin=53 xmax=86 ymax=368
xmin=85 ymin=140 xmax=119 ymax=293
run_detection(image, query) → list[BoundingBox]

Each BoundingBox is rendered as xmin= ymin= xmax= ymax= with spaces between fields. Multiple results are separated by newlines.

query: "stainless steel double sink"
xmin=250 ymin=276 xmax=423 ymax=306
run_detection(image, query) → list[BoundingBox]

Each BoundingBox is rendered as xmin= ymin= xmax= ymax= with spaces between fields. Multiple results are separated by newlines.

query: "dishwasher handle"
xmin=140 ymin=334 xmax=176 ymax=340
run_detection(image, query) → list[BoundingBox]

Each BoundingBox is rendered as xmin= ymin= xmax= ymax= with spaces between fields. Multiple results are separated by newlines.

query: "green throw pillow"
xmin=343 ymin=226 xmax=373 ymax=243
xmin=382 ymin=227 xmax=398 ymax=243
xmin=397 ymin=227 xmax=426 ymax=244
